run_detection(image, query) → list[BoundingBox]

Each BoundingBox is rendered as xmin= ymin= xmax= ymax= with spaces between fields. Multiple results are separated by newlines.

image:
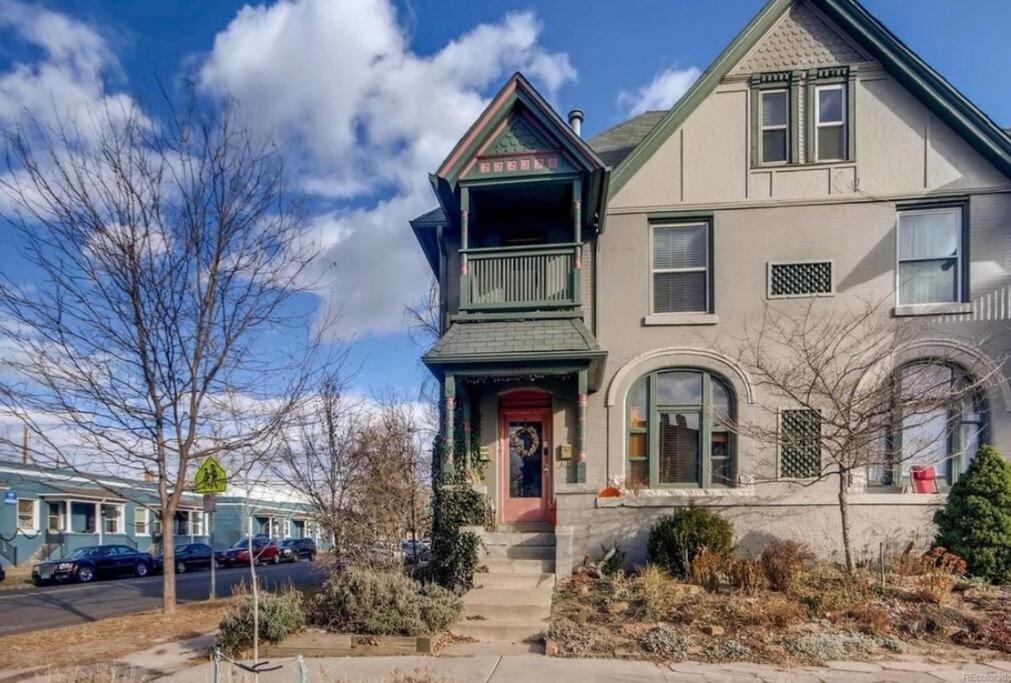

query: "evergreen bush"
xmin=217 ymin=583 xmax=305 ymax=655
xmin=647 ymin=507 xmax=734 ymax=578
xmin=306 ymin=568 xmax=461 ymax=636
xmin=934 ymin=445 xmax=1011 ymax=584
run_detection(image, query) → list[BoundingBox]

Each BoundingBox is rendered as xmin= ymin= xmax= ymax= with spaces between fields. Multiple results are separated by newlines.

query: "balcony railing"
xmin=460 ymin=242 xmax=580 ymax=311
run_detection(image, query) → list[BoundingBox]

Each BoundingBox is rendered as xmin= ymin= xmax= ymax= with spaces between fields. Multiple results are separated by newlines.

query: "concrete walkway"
xmin=167 ymin=654 xmax=1011 ymax=682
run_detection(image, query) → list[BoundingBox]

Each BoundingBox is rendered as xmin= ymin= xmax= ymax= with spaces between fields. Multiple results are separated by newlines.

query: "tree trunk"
xmin=248 ymin=517 xmax=260 ymax=664
xmin=162 ymin=503 xmax=177 ymax=615
xmin=837 ymin=470 xmax=855 ymax=575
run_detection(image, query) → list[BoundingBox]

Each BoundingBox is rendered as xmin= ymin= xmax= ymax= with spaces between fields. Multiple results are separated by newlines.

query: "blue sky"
xmin=1 ymin=0 xmax=1009 ymax=398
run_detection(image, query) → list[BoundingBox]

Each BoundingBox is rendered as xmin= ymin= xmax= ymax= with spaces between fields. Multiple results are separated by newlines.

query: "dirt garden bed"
xmin=549 ymin=556 xmax=1011 ymax=666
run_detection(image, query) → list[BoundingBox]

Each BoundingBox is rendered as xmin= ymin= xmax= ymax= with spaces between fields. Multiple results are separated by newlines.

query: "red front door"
xmin=500 ymin=410 xmax=550 ymax=523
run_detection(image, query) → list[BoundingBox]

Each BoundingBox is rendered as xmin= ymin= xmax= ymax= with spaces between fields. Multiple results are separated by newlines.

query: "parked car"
xmin=216 ymin=537 xmax=280 ymax=568
xmin=401 ymin=538 xmax=431 ymax=565
xmin=153 ymin=542 xmax=215 ymax=574
xmin=32 ymin=545 xmax=153 ymax=585
xmin=279 ymin=538 xmax=316 ymax=562
xmin=0 ymin=563 xmax=5 ymax=582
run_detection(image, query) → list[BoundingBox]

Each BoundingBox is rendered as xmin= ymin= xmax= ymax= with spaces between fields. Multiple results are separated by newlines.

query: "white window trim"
xmin=760 ymin=89 xmax=790 ymax=165
xmin=188 ymin=510 xmax=206 ymax=537
xmin=100 ymin=502 xmax=125 ymax=535
xmin=16 ymin=498 xmax=39 ymax=532
xmin=649 ymin=222 xmax=711 ymax=316
xmin=135 ymin=508 xmax=150 ymax=536
xmin=46 ymin=500 xmax=66 ymax=533
xmin=814 ymin=83 xmax=847 ymax=162
xmin=766 ymin=259 xmax=836 ymax=299
xmin=895 ymin=206 xmax=964 ymax=307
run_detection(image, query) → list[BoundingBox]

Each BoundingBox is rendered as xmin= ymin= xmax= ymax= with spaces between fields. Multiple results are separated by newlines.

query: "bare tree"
xmin=0 ymin=100 xmax=321 ymax=613
xmin=404 ymin=278 xmax=442 ymax=406
xmin=728 ymin=299 xmax=1001 ymax=573
xmin=273 ymin=370 xmax=366 ymax=564
xmin=275 ymin=384 xmax=431 ymax=569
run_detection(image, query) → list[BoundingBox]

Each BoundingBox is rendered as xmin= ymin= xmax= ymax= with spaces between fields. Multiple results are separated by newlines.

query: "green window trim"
xmin=894 ymin=201 xmax=970 ymax=307
xmin=750 ymin=70 xmax=801 ymax=167
xmin=625 ymin=369 xmax=737 ymax=489
xmin=806 ymin=65 xmax=857 ymax=163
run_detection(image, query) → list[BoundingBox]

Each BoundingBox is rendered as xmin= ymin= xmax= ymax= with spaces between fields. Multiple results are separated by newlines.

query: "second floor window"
xmin=652 ymin=223 xmax=710 ymax=314
xmin=760 ymin=89 xmax=789 ymax=163
xmin=815 ymin=84 xmax=846 ymax=161
xmin=897 ymin=206 xmax=964 ymax=306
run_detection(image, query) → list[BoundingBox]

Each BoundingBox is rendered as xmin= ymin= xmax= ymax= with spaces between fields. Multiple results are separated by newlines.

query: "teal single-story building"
xmin=0 ymin=459 xmax=323 ymax=568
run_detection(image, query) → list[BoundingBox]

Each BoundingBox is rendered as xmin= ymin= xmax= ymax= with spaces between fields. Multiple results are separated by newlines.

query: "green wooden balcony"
xmin=460 ymin=242 xmax=581 ymax=312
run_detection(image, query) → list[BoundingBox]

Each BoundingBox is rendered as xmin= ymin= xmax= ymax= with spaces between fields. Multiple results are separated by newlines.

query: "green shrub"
xmin=306 ymin=568 xmax=461 ymax=636
xmin=647 ymin=508 xmax=734 ymax=578
xmin=934 ymin=445 xmax=1011 ymax=584
xmin=217 ymin=584 xmax=305 ymax=655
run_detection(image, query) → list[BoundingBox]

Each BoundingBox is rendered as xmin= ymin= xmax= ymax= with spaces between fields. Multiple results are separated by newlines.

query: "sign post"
xmin=195 ymin=457 xmax=227 ymax=601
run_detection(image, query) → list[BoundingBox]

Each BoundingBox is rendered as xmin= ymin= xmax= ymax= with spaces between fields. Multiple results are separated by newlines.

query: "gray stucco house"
xmin=412 ymin=0 xmax=1011 ymax=567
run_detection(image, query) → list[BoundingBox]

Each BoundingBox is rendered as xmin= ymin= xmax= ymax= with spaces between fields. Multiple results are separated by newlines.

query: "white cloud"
xmin=198 ymin=0 xmax=576 ymax=337
xmin=618 ymin=66 xmax=701 ymax=117
xmin=0 ymin=0 xmax=136 ymax=134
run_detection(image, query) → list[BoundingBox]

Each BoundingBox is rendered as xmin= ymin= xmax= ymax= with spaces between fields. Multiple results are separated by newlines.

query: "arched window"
xmin=872 ymin=361 xmax=987 ymax=487
xmin=626 ymin=369 xmax=735 ymax=488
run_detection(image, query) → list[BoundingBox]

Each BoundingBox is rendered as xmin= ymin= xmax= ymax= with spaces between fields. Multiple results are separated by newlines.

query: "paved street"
xmin=0 ymin=561 xmax=325 ymax=636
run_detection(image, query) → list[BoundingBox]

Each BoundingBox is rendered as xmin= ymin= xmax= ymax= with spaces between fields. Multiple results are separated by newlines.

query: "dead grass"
xmin=0 ymin=564 xmax=36 ymax=592
xmin=0 ymin=599 xmax=232 ymax=671
xmin=550 ymin=561 xmax=1011 ymax=666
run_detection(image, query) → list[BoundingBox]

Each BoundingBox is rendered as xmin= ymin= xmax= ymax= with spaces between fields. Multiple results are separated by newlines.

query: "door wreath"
xmin=510 ymin=425 xmax=541 ymax=459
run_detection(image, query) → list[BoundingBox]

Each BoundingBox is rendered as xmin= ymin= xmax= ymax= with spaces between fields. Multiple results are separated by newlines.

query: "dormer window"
xmin=760 ymin=90 xmax=790 ymax=164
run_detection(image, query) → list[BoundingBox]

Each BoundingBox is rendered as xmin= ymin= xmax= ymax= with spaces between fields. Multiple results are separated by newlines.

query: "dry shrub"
xmin=916 ymin=548 xmax=967 ymax=604
xmin=792 ymin=565 xmax=875 ymax=616
xmin=760 ymin=539 xmax=814 ymax=592
xmin=726 ymin=557 xmax=765 ymax=594
xmin=956 ymin=613 xmax=1011 ymax=654
xmin=635 ymin=564 xmax=677 ymax=619
xmin=721 ymin=593 xmax=805 ymax=629
xmin=690 ymin=548 xmax=724 ymax=592
xmin=848 ymin=604 xmax=897 ymax=637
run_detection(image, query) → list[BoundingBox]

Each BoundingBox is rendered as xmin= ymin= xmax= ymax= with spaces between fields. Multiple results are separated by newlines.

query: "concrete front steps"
xmin=451 ymin=530 xmax=555 ymax=643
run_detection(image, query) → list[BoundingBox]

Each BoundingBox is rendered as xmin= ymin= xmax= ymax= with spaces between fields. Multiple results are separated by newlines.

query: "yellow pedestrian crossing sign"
xmin=195 ymin=457 xmax=228 ymax=494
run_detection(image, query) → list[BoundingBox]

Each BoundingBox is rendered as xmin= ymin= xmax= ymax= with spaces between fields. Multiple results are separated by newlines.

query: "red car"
xmin=216 ymin=537 xmax=280 ymax=567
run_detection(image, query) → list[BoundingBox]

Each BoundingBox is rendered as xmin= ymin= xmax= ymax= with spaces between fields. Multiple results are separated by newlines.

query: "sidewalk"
xmin=166 ymin=654 xmax=1011 ymax=682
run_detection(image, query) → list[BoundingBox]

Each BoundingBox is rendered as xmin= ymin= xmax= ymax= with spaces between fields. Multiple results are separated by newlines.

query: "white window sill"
xmin=892 ymin=302 xmax=973 ymax=317
xmin=644 ymin=313 xmax=719 ymax=326
xmin=597 ymin=487 xmax=754 ymax=507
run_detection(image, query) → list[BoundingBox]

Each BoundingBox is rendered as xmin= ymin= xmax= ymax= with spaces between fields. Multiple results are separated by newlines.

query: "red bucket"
xmin=910 ymin=465 xmax=938 ymax=493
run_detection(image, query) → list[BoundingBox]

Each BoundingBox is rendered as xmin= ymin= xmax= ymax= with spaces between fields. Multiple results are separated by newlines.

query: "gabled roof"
xmin=436 ymin=72 xmax=605 ymax=186
xmin=609 ymin=0 xmax=1011 ymax=197
xmin=587 ymin=111 xmax=667 ymax=167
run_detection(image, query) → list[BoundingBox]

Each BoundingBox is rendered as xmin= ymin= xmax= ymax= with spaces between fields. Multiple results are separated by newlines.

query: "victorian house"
xmin=411 ymin=0 xmax=1011 ymax=571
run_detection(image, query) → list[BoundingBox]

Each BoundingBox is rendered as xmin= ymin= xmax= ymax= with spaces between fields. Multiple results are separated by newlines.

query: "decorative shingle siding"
xmin=730 ymin=0 xmax=869 ymax=75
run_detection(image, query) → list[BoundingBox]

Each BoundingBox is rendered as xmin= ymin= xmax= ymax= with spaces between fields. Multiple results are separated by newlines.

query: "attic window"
xmin=761 ymin=90 xmax=789 ymax=163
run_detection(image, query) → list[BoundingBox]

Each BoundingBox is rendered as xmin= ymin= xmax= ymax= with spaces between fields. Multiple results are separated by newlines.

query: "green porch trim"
xmin=576 ymin=368 xmax=588 ymax=484
xmin=609 ymin=0 xmax=1011 ymax=199
xmin=443 ymin=374 xmax=456 ymax=480
xmin=449 ymin=310 xmax=583 ymax=323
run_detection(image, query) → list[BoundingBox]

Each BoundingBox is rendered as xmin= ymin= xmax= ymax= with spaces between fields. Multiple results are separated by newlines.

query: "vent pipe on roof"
xmin=568 ymin=108 xmax=584 ymax=137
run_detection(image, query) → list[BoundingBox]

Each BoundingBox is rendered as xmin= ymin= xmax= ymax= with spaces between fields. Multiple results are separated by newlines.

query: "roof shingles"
xmin=425 ymin=318 xmax=600 ymax=361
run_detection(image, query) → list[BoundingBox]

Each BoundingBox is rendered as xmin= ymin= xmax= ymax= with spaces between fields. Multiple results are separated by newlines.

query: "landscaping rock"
xmin=606 ymin=601 xmax=630 ymax=616
xmin=544 ymin=638 xmax=559 ymax=657
xmin=699 ymin=624 xmax=724 ymax=636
